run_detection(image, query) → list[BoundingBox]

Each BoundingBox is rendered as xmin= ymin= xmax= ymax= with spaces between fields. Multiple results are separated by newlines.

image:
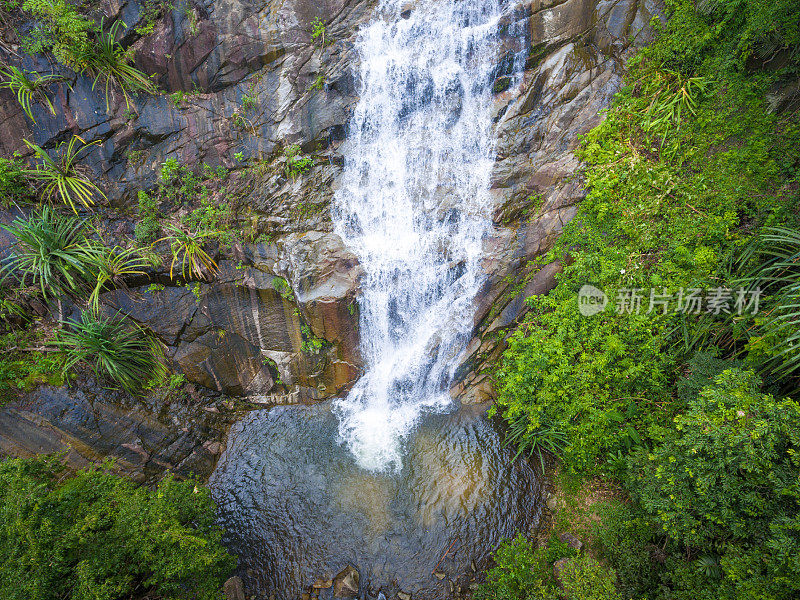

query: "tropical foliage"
xmin=0 ymin=65 xmax=59 ymax=122
xmin=86 ymin=245 xmax=148 ymax=314
xmin=157 ymin=223 xmax=219 ymax=280
xmin=0 ymin=154 xmax=35 ymax=206
xmin=20 ymin=1 xmax=155 ymax=109
xmin=476 ymin=534 xmax=617 ymax=600
xmin=55 ymin=310 xmax=165 ymax=392
xmin=24 ymin=137 xmax=106 ymax=212
xmin=488 ymin=1 xmax=800 ymax=599
xmin=81 ymin=18 xmax=156 ymax=111
xmin=0 ymin=456 xmax=235 ymax=600
xmin=0 ymin=207 xmax=93 ymax=299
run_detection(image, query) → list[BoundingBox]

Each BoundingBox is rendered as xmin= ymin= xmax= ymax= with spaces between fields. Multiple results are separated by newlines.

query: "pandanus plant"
xmin=24 ymin=136 xmax=107 ymax=213
xmin=0 ymin=207 xmax=95 ymax=321
xmin=157 ymin=223 xmax=219 ymax=280
xmin=742 ymin=227 xmax=800 ymax=383
xmin=55 ymin=310 xmax=166 ymax=392
xmin=0 ymin=65 xmax=61 ymax=123
xmin=85 ymin=245 xmax=149 ymax=314
xmin=80 ymin=18 xmax=157 ymax=111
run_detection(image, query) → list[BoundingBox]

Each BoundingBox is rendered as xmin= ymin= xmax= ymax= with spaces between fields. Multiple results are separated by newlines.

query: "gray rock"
xmin=558 ymin=532 xmax=584 ymax=552
xmin=224 ymin=576 xmax=246 ymax=600
xmin=0 ymin=380 xmax=231 ymax=484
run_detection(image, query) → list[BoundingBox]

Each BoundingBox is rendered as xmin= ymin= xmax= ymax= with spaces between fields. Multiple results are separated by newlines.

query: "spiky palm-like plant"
xmin=0 ymin=65 xmax=60 ymax=123
xmin=80 ymin=19 xmax=156 ymax=111
xmin=156 ymin=223 xmax=218 ymax=280
xmin=671 ymin=226 xmax=800 ymax=388
xmin=503 ymin=412 xmax=568 ymax=470
xmin=86 ymin=245 xmax=149 ymax=314
xmin=0 ymin=207 xmax=96 ymax=322
xmin=0 ymin=207 xmax=93 ymax=300
xmin=24 ymin=137 xmax=107 ymax=213
xmin=746 ymin=227 xmax=800 ymax=381
xmin=56 ymin=310 xmax=165 ymax=392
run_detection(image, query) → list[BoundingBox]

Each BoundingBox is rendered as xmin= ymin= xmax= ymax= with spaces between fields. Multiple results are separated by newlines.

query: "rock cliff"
xmin=0 ymin=0 xmax=663 ymax=473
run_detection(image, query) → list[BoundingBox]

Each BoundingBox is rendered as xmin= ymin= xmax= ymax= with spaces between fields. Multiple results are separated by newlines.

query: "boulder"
xmin=558 ymin=532 xmax=584 ymax=552
xmin=552 ymin=557 xmax=571 ymax=587
xmin=333 ymin=565 xmax=360 ymax=598
xmin=0 ymin=380 xmax=233 ymax=484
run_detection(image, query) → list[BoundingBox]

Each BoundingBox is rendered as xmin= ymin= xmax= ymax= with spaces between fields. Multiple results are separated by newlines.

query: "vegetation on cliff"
xmin=488 ymin=0 xmax=800 ymax=599
xmin=0 ymin=4 xmax=239 ymax=595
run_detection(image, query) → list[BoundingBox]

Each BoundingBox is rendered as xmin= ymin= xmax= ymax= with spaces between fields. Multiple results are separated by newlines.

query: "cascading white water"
xmin=332 ymin=0 xmax=522 ymax=471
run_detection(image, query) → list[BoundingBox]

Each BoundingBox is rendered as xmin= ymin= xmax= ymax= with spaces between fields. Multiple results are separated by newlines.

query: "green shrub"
xmin=183 ymin=194 xmax=232 ymax=246
xmin=0 ymin=154 xmax=34 ymax=206
xmin=559 ymin=555 xmax=620 ymax=600
xmin=650 ymin=0 xmax=800 ymax=77
xmin=310 ymin=16 xmax=325 ymax=47
xmin=629 ymin=368 xmax=799 ymax=545
xmin=134 ymin=0 xmax=170 ymax=36
xmin=627 ymin=368 xmax=800 ymax=598
xmin=21 ymin=0 xmax=92 ymax=66
xmin=0 ymin=456 xmax=235 ymax=600
xmin=476 ymin=534 xmax=617 ymax=600
xmin=20 ymin=2 xmax=155 ymax=109
xmin=475 ymin=534 xmax=551 ymax=600
xmin=676 ymin=351 xmax=741 ymax=404
xmin=283 ymin=144 xmax=313 ymax=179
xmin=273 ymin=276 xmax=293 ymax=300
xmin=494 ymin=0 xmax=800 ymax=474
xmin=0 ymin=328 xmax=64 ymax=403
xmin=134 ymin=189 xmax=161 ymax=245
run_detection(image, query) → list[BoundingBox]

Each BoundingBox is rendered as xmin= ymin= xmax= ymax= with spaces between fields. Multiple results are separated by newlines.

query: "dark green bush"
xmin=0 ymin=456 xmax=235 ymax=600
xmin=627 ymin=369 xmax=800 ymax=595
xmin=475 ymin=534 xmax=551 ymax=600
xmin=476 ymin=534 xmax=619 ymax=600
xmin=559 ymin=555 xmax=620 ymax=600
xmin=0 ymin=155 xmax=34 ymax=206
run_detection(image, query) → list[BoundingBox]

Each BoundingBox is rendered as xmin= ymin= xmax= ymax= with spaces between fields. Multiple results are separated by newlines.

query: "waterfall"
xmin=332 ymin=0 xmax=523 ymax=471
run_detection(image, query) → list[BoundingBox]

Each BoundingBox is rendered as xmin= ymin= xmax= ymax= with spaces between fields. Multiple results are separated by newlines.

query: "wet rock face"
xmin=0 ymin=379 xmax=234 ymax=483
xmin=99 ymin=235 xmax=362 ymax=399
xmin=0 ymin=0 xmax=370 ymax=402
xmin=0 ymin=0 xmax=661 ymax=406
xmin=0 ymin=0 xmax=372 ymax=211
xmin=452 ymin=0 xmax=665 ymax=402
